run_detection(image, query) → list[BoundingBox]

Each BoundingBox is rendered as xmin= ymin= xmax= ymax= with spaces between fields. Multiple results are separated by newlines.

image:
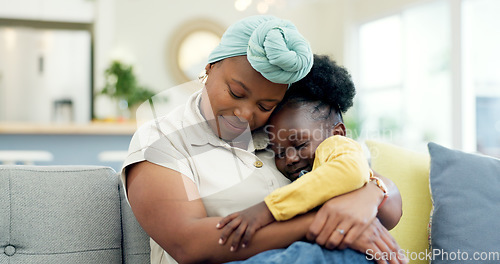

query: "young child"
xmin=216 ymin=55 xmax=387 ymax=251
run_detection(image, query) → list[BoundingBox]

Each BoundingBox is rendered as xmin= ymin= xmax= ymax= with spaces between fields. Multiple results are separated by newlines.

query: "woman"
xmin=123 ymin=15 xmax=404 ymax=264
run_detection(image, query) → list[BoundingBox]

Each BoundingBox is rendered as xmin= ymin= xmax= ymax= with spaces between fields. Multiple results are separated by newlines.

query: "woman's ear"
xmin=332 ymin=122 xmax=346 ymax=137
xmin=205 ymin=63 xmax=212 ymax=74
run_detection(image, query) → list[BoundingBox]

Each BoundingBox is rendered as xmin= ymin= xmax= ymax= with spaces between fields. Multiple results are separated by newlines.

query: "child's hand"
xmin=216 ymin=201 xmax=275 ymax=251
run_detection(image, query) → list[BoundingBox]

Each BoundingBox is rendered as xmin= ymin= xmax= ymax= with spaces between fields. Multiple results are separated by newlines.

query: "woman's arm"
xmin=215 ymin=167 xmax=402 ymax=254
xmin=374 ymin=171 xmax=403 ymax=230
xmin=126 ymin=161 xmax=315 ymax=264
xmin=306 ymin=171 xmax=402 ymax=250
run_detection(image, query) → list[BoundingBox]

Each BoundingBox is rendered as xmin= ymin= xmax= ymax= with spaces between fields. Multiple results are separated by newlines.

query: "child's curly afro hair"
xmin=278 ymin=54 xmax=356 ymax=114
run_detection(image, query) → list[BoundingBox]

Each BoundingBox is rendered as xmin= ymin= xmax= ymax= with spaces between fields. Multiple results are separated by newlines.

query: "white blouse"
xmin=121 ymin=88 xmax=290 ymax=264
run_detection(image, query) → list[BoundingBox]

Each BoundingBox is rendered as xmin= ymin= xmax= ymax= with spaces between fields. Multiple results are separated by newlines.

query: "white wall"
xmin=0 ymin=0 xmax=94 ymax=22
xmin=346 ymin=0 xmax=430 ymax=22
xmin=96 ymin=0 xmax=430 ymax=95
xmin=1 ymin=0 xmax=435 ymax=122
xmin=92 ymin=0 xmax=350 ymax=119
xmin=95 ymin=0 xmax=348 ymax=91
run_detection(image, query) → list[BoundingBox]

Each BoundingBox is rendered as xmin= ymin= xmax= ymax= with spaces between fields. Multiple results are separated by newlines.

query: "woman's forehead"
xmin=219 ymin=57 xmax=287 ymax=99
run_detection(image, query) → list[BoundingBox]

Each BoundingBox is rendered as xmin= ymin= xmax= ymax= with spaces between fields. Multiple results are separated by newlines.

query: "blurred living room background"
xmin=0 ymin=0 xmax=499 ymax=170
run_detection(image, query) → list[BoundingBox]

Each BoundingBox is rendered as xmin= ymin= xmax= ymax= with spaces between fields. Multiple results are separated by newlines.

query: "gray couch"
xmin=0 ymin=165 xmax=150 ymax=264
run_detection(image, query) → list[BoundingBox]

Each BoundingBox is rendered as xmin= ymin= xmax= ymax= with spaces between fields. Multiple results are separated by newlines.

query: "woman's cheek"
xmin=255 ymin=112 xmax=272 ymax=128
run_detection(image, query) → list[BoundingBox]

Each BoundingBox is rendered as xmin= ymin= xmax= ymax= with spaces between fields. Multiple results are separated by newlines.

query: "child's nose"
xmin=285 ymin=149 xmax=300 ymax=165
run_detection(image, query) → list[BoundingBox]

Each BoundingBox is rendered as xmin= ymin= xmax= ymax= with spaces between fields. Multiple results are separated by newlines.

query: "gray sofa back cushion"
xmin=0 ymin=165 xmax=150 ymax=264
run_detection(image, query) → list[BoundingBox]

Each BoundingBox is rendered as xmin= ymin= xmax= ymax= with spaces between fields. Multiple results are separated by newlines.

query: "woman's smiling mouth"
xmin=219 ymin=116 xmax=248 ymax=133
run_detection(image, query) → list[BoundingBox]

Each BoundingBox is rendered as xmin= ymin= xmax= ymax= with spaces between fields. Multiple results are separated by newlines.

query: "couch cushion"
xmin=428 ymin=142 xmax=500 ymax=264
xmin=365 ymin=140 xmax=431 ymax=264
xmin=0 ymin=165 xmax=122 ymax=264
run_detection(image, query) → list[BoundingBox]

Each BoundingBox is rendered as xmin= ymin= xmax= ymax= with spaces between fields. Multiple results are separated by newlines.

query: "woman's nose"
xmin=234 ymin=105 xmax=253 ymax=123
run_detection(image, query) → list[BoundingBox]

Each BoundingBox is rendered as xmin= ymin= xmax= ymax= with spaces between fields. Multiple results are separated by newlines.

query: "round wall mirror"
xmin=168 ymin=19 xmax=225 ymax=84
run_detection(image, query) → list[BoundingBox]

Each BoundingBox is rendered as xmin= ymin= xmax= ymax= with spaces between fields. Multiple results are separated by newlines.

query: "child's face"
xmin=267 ymin=104 xmax=340 ymax=181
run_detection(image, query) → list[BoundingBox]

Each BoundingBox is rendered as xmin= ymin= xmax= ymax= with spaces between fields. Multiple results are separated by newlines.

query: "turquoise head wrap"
xmin=208 ymin=15 xmax=313 ymax=85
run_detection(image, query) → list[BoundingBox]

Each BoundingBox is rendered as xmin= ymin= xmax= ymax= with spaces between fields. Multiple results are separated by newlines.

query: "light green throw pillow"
xmin=365 ymin=140 xmax=431 ymax=264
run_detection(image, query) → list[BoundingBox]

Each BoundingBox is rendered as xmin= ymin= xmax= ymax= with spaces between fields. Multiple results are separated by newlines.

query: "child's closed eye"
xmin=275 ymin=151 xmax=285 ymax=159
xmin=295 ymin=142 xmax=309 ymax=150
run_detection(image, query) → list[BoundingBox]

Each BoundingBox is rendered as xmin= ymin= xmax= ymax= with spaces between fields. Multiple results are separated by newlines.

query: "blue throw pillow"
xmin=428 ymin=142 xmax=500 ymax=264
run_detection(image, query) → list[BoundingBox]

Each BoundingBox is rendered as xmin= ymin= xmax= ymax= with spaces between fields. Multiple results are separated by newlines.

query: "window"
xmin=354 ymin=0 xmax=451 ymax=151
xmin=353 ymin=0 xmax=499 ymax=157
xmin=463 ymin=0 xmax=500 ymax=157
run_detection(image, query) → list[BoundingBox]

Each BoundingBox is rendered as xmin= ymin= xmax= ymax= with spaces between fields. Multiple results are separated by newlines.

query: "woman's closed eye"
xmin=228 ymin=87 xmax=244 ymax=99
xmin=229 ymin=86 xmax=274 ymax=112
xmin=258 ymin=104 xmax=273 ymax=112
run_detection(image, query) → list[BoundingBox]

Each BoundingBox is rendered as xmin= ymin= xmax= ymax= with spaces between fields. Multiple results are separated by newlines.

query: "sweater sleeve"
xmin=264 ymin=136 xmax=372 ymax=221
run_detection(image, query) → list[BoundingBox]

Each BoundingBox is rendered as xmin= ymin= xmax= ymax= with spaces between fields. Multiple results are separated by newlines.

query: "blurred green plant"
xmin=99 ymin=60 xmax=156 ymax=109
xmin=343 ymin=107 xmax=363 ymax=140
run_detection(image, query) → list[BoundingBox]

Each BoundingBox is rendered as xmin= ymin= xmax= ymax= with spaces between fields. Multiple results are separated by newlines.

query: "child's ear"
xmin=332 ymin=122 xmax=346 ymax=137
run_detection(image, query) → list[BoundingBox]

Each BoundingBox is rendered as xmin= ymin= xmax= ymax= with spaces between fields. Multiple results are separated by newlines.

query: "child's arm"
xmin=216 ymin=201 xmax=274 ymax=251
xmin=265 ymin=136 xmax=371 ymax=221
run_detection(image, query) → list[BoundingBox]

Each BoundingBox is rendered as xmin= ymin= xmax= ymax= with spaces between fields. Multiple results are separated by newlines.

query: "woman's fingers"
xmin=373 ymin=235 xmax=396 ymax=264
xmin=362 ymin=220 xmax=407 ymax=264
xmin=337 ymin=227 xmax=359 ymax=250
xmin=334 ymin=222 xmax=361 ymax=250
xmin=311 ymin=202 xmax=373 ymax=249
xmin=324 ymin=222 xmax=352 ymax=250
xmin=372 ymin=246 xmax=390 ymax=264
xmin=367 ymin=245 xmax=387 ymax=264
xmin=337 ymin=218 xmax=371 ymax=250
xmin=314 ymin=214 xmax=335 ymax=246
xmin=374 ymin=238 xmax=405 ymax=264
xmin=375 ymin=226 xmax=407 ymax=264
xmin=306 ymin=210 xmax=328 ymax=241
xmin=218 ymin=216 xmax=242 ymax=245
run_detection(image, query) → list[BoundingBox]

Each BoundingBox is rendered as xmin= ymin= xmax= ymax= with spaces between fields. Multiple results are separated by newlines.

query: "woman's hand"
xmin=306 ymin=182 xmax=383 ymax=250
xmin=349 ymin=218 xmax=408 ymax=264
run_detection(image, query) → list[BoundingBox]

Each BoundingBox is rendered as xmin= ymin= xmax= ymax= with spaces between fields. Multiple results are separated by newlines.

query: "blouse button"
xmin=253 ymin=160 xmax=263 ymax=168
xmin=5 ymin=245 xmax=15 ymax=256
